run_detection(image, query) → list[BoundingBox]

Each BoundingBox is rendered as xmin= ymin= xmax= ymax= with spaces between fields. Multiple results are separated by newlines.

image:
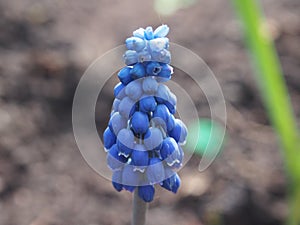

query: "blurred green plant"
xmin=187 ymin=119 xmax=225 ymax=157
xmin=231 ymin=1 xmax=300 ymax=225
xmin=154 ymin=0 xmax=197 ymax=16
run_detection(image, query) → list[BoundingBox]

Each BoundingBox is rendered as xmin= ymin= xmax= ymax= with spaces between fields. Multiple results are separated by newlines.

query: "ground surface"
xmin=0 ymin=0 xmax=300 ymax=225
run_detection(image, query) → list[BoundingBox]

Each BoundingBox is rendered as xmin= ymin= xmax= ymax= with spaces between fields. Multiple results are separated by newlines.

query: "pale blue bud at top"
xmin=123 ymin=50 xmax=138 ymax=65
xmin=133 ymin=27 xmax=145 ymax=39
xmin=151 ymin=49 xmax=171 ymax=64
xmin=144 ymin=26 xmax=154 ymax=40
xmin=148 ymin=38 xmax=168 ymax=52
xmin=125 ymin=37 xmax=146 ymax=52
xmin=154 ymin=24 xmax=169 ymax=38
xmin=138 ymin=185 xmax=155 ymax=202
xmin=138 ymin=49 xmax=152 ymax=63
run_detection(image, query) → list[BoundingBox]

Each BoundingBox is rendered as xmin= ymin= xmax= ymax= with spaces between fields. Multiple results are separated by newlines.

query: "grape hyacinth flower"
xmin=103 ymin=25 xmax=187 ymax=203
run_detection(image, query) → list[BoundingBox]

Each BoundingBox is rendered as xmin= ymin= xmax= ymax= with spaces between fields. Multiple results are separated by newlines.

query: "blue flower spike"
xmin=103 ymin=25 xmax=187 ymax=202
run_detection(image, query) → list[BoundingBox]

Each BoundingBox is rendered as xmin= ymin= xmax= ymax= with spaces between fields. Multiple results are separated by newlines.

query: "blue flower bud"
xmin=156 ymin=84 xmax=171 ymax=103
xmin=131 ymin=144 xmax=149 ymax=172
xmin=142 ymin=77 xmax=158 ymax=94
xmin=144 ymin=127 xmax=163 ymax=151
xmin=130 ymin=63 xmax=146 ymax=79
xmin=138 ymin=50 xmax=152 ymax=63
xmin=167 ymin=114 xmax=176 ymax=132
xmin=158 ymin=64 xmax=173 ymax=82
xmin=146 ymin=157 xmax=165 ymax=184
xmin=149 ymin=38 xmax=168 ymax=52
xmin=125 ymin=80 xmax=143 ymax=101
xmin=153 ymin=104 xmax=170 ymax=123
xmin=124 ymin=50 xmax=138 ymax=65
xmin=165 ymin=92 xmax=177 ymax=114
xmin=154 ymin=24 xmax=169 ymax=38
xmin=138 ymin=185 xmax=155 ymax=202
xmin=125 ymin=37 xmax=146 ymax=52
xmin=118 ymin=96 xmax=136 ymax=119
xmin=122 ymin=164 xmax=140 ymax=192
xmin=109 ymin=112 xmax=127 ymax=135
xmin=112 ymin=170 xmax=123 ymax=192
xmin=133 ymin=27 xmax=145 ymax=39
xmin=112 ymin=98 xmax=121 ymax=112
xmin=146 ymin=62 xmax=162 ymax=76
xmin=106 ymin=144 xmax=127 ymax=171
xmin=131 ymin=111 xmax=149 ymax=134
xmin=168 ymin=119 xmax=188 ymax=144
xmin=144 ymin=26 xmax=154 ymax=40
xmin=103 ymin=127 xmax=116 ymax=150
xmin=117 ymin=129 xmax=135 ymax=157
xmin=118 ymin=67 xmax=132 ymax=85
xmin=151 ymin=49 xmax=171 ymax=64
xmin=139 ymin=96 xmax=157 ymax=113
xmin=160 ymin=137 xmax=177 ymax=160
xmin=114 ymin=82 xmax=126 ymax=99
xmin=161 ymin=173 xmax=181 ymax=193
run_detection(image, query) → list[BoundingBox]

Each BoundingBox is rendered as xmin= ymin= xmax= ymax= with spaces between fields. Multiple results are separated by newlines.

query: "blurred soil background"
xmin=0 ymin=0 xmax=300 ymax=225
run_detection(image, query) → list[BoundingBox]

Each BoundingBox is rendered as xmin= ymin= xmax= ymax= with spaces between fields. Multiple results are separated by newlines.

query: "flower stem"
xmin=132 ymin=189 xmax=148 ymax=225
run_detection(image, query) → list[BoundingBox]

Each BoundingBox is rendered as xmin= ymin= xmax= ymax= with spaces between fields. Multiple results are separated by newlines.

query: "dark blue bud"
xmin=131 ymin=144 xmax=149 ymax=171
xmin=138 ymin=185 xmax=155 ymax=202
xmin=118 ymin=67 xmax=132 ymax=85
xmin=158 ymin=64 xmax=173 ymax=82
xmin=103 ymin=127 xmax=116 ymax=150
xmin=146 ymin=62 xmax=162 ymax=76
xmin=131 ymin=111 xmax=149 ymax=134
xmin=139 ymin=96 xmax=157 ymax=113
xmin=161 ymin=173 xmax=181 ymax=193
xmin=130 ymin=63 xmax=146 ymax=79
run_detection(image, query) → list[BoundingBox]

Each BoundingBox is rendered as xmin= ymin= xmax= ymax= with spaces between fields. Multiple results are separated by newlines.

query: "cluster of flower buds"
xmin=103 ymin=25 xmax=187 ymax=202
